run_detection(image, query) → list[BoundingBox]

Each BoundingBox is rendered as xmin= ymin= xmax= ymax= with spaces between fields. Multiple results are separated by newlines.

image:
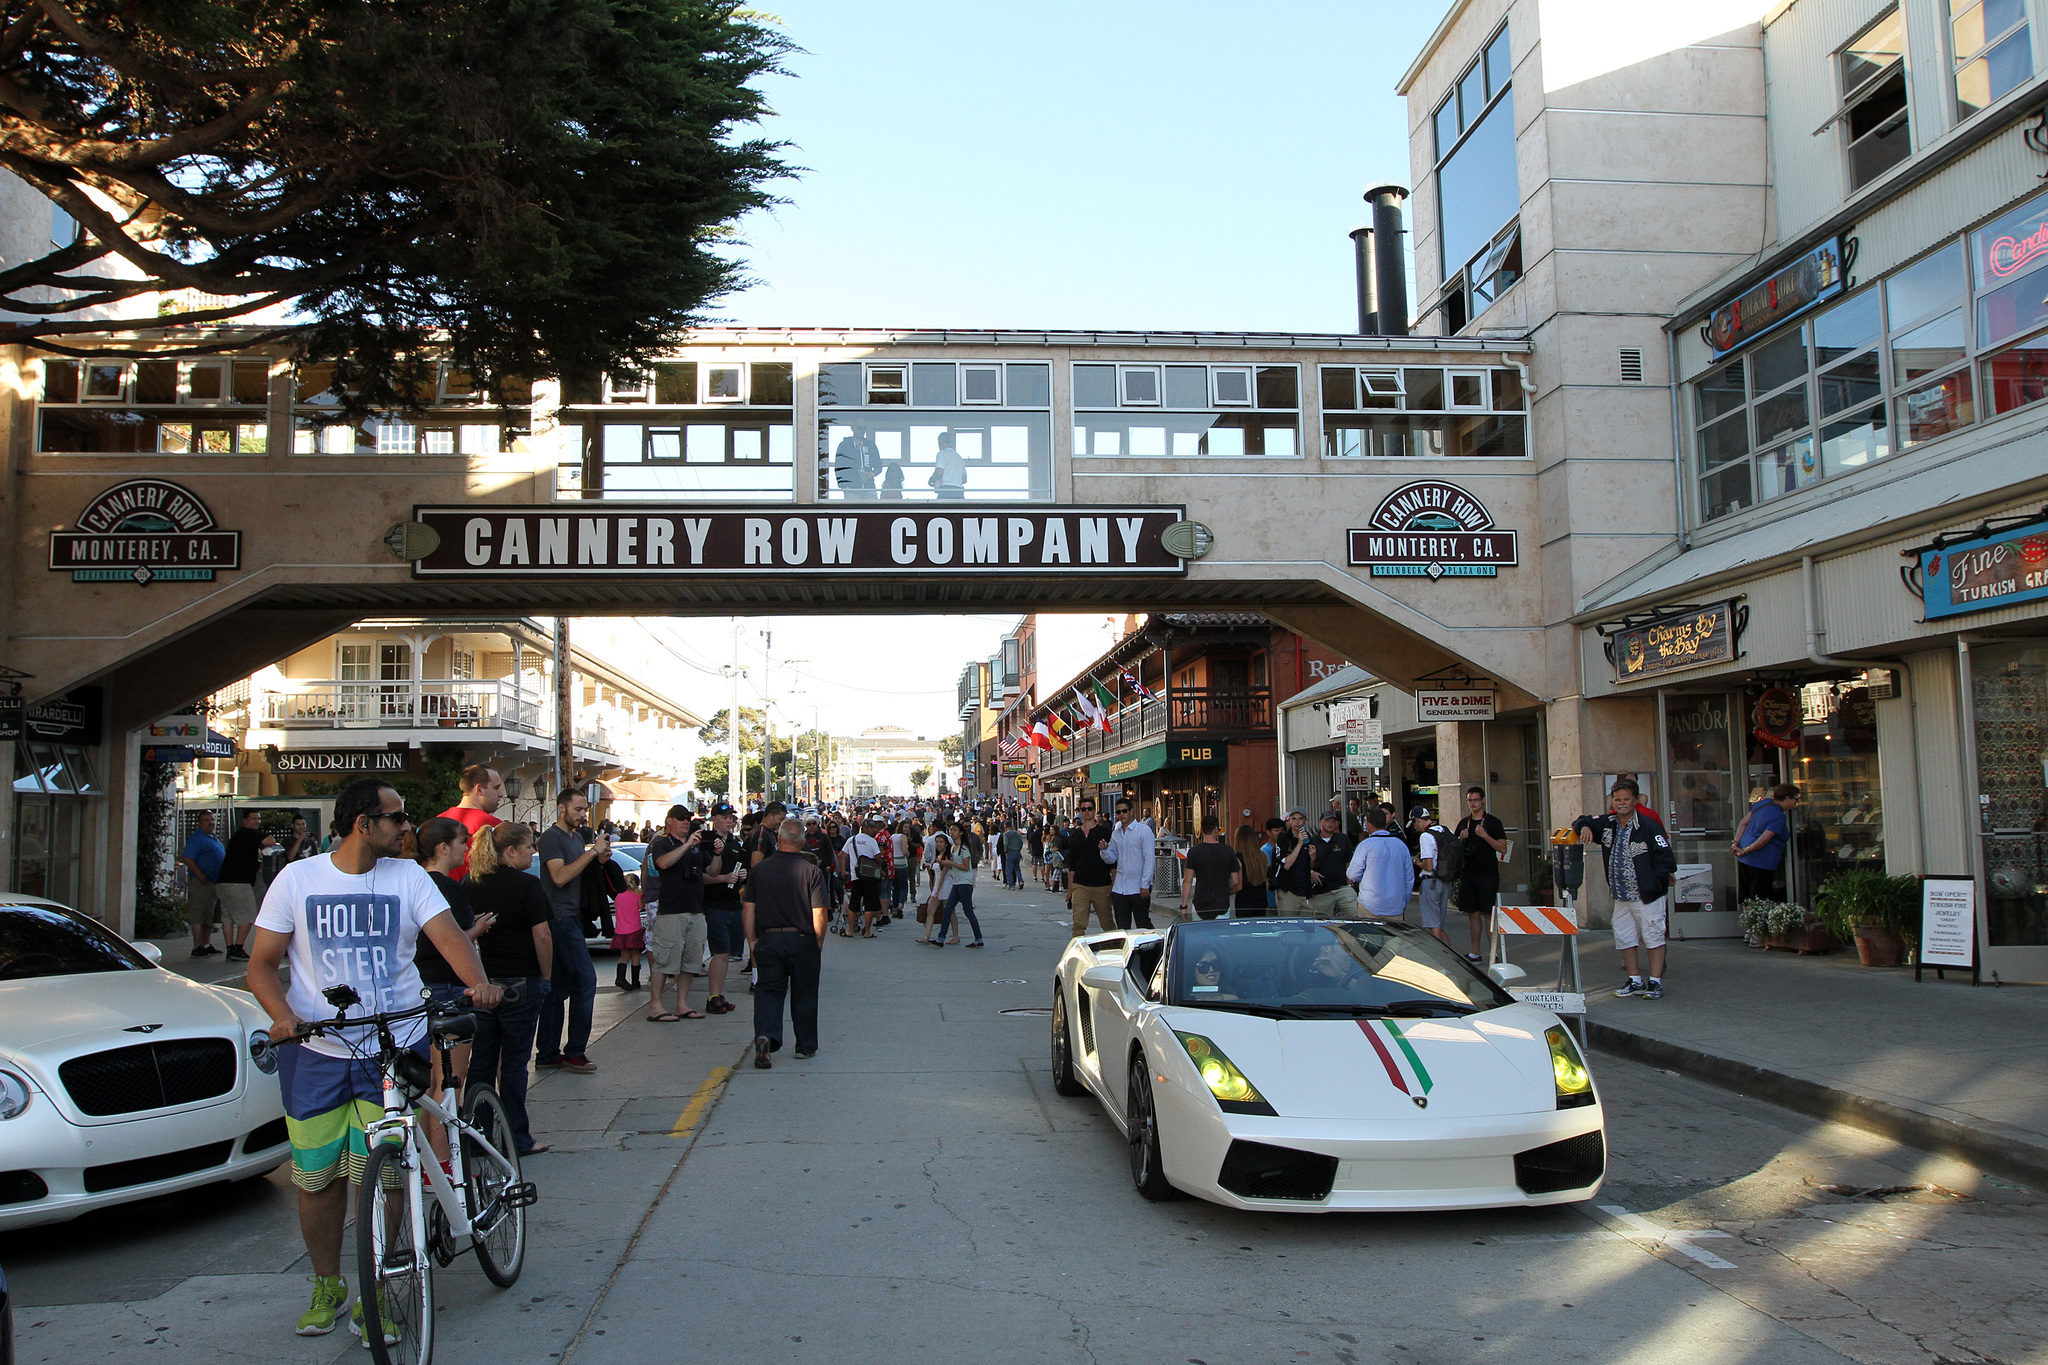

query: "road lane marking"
xmin=1598 ymin=1204 xmax=1739 ymax=1269
xmin=669 ymin=1065 xmax=734 ymax=1137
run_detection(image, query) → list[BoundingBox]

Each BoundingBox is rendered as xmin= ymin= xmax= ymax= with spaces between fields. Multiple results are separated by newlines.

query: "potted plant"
xmin=1813 ymin=869 xmax=1917 ymax=967
xmin=1738 ymin=897 xmax=1773 ymax=946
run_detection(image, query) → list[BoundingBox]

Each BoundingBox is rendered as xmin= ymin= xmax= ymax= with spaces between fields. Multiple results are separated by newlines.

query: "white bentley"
xmin=1050 ymin=918 xmax=1604 ymax=1210
xmin=0 ymin=896 xmax=288 ymax=1230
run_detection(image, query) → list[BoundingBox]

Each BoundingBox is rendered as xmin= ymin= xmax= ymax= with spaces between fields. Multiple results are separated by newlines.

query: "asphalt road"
xmin=8 ymin=880 xmax=2046 ymax=1365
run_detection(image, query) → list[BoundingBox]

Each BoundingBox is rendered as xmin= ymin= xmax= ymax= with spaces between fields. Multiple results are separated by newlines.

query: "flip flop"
xmin=519 ymin=1144 xmax=550 ymax=1156
xmin=645 ymin=1013 xmax=683 ymax=1023
xmin=676 ymin=1009 xmax=706 ymax=1019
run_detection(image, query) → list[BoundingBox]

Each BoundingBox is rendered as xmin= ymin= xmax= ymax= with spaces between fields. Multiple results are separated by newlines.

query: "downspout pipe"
xmin=1803 ymin=555 xmax=1925 ymax=874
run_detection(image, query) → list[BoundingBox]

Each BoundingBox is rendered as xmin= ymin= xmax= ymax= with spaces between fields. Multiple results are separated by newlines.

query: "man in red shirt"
xmin=435 ymin=765 xmax=505 ymax=876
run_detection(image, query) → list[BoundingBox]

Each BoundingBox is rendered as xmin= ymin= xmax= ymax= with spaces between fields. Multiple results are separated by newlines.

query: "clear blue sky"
xmin=719 ymin=1 xmax=1443 ymax=334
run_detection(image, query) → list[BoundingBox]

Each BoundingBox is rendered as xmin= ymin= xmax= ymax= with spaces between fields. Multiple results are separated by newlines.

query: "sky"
xmin=596 ymin=2 xmax=1445 ymax=747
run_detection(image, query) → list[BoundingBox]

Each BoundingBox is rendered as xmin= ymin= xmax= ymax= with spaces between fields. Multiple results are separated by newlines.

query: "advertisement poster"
xmin=1921 ymin=876 xmax=1977 ymax=969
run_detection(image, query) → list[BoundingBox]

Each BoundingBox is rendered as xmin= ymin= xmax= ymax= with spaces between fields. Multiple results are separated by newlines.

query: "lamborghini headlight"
xmin=1174 ymin=1031 xmax=1270 ymax=1112
xmin=1547 ymin=1026 xmax=1595 ymax=1109
xmin=0 ymin=1068 xmax=32 ymax=1120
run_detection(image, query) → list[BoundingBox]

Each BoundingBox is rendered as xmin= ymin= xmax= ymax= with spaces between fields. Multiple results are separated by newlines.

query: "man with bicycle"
xmin=247 ymin=778 xmax=503 ymax=1345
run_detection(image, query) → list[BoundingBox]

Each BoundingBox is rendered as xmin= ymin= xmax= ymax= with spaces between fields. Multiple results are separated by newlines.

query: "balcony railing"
xmin=1045 ymin=689 xmax=1270 ymax=769
xmin=259 ymin=679 xmax=547 ymax=736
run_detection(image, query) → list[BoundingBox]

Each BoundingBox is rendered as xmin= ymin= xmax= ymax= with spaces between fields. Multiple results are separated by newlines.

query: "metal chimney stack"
xmin=1348 ymin=225 xmax=1380 ymax=335
xmin=1364 ymin=185 xmax=1411 ymax=337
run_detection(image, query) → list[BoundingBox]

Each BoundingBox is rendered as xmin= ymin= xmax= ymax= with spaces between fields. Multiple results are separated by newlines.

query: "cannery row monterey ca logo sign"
xmin=405 ymin=506 xmax=1190 ymax=576
xmin=1346 ymin=481 xmax=1519 ymax=579
xmin=47 ymin=479 xmax=241 ymax=585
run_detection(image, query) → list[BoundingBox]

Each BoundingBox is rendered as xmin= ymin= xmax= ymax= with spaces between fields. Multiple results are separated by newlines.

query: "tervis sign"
xmin=48 ymin=479 xmax=241 ymax=585
xmin=1346 ymin=481 xmax=1518 ymax=579
xmin=408 ymin=506 xmax=1188 ymax=576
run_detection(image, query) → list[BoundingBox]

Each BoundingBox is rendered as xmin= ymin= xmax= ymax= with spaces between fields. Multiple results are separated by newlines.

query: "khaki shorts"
xmin=186 ymin=880 xmax=218 ymax=930
xmin=216 ymin=882 xmax=260 ymax=928
xmin=649 ymin=912 xmax=707 ymax=975
xmin=1612 ymin=897 xmax=1668 ymax=952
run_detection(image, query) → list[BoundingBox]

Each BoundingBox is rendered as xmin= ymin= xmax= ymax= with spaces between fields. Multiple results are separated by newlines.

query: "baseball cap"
xmin=1408 ymin=805 xmax=1432 ymax=821
xmin=1286 ymin=806 xmax=1308 ymax=819
xmin=1320 ymin=809 xmax=1342 ymax=822
xmin=710 ymin=802 xmax=736 ymax=816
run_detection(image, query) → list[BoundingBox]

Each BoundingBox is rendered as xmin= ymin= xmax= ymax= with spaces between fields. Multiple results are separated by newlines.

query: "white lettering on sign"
xmin=1080 ymin=518 xmax=1109 ymax=564
xmin=500 ymin=519 xmax=529 ymax=565
xmin=962 ymin=518 xmax=998 ymax=564
xmin=1508 ymin=989 xmax=1586 ymax=1015
xmin=780 ymin=517 xmax=808 ymax=564
xmin=464 ymin=518 xmax=492 ymax=566
xmin=681 ymin=518 xmax=710 ymax=564
xmin=744 ymin=518 xmax=772 ymax=565
xmin=646 ymin=518 xmax=675 ymax=565
xmin=1042 ymin=519 xmax=1070 ymax=563
xmin=926 ymin=517 xmax=954 ymax=564
xmin=1009 ymin=517 xmax=1036 ymax=563
xmin=538 ymin=518 xmax=569 ymax=565
xmin=1116 ymin=517 xmax=1143 ymax=562
xmin=891 ymin=517 xmax=917 ymax=565
xmin=577 ymin=518 xmax=607 ymax=565
xmin=1921 ymin=877 xmax=1976 ymax=968
xmin=617 ymin=517 xmax=640 ymax=566
xmin=817 ymin=518 xmax=856 ymax=565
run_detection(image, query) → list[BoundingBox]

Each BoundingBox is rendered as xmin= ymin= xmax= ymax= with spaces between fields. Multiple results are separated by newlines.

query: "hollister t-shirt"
xmin=254 ymin=854 xmax=449 ymax=1059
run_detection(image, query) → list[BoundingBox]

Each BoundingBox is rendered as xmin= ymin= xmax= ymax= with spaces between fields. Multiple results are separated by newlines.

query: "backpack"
xmin=1428 ymin=825 xmax=1463 ymax=882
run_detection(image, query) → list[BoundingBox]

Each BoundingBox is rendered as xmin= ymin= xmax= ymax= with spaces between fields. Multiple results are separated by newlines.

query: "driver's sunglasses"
xmin=1194 ymin=959 xmax=1220 ymax=973
xmin=374 ymin=810 xmax=413 ymax=826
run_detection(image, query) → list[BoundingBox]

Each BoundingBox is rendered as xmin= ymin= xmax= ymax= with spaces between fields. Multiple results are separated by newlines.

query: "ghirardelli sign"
xmin=408 ymin=506 xmax=1188 ymax=577
xmin=1347 ymin=481 xmax=1518 ymax=580
xmin=48 ymin=479 xmax=241 ymax=585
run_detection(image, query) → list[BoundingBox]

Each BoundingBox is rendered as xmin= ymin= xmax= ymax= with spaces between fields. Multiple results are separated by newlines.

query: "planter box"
xmin=1764 ymin=923 xmax=1837 ymax=955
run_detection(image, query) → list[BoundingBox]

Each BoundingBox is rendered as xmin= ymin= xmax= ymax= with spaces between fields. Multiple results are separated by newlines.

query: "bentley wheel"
xmin=1126 ymin=1056 xmax=1180 ymax=1201
xmin=1051 ymin=988 xmax=1086 ymax=1096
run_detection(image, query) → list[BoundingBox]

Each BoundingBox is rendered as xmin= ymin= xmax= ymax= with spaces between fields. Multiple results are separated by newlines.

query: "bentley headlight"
xmin=1174 ymin=1031 xmax=1268 ymax=1109
xmin=0 ymin=1068 xmax=32 ymax=1120
xmin=1547 ymin=1026 xmax=1595 ymax=1109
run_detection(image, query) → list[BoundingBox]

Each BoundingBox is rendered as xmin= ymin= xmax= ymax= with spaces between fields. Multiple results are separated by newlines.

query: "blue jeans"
xmin=467 ymin=976 xmax=548 ymax=1153
xmin=538 ymin=915 xmax=596 ymax=1062
xmin=752 ymin=932 xmax=821 ymax=1053
xmin=889 ymin=868 xmax=908 ymax=909
xmin=938 ymin=884 xmax=982 ymax=942
xmin=1003 ymin=852 xmax=1022 ymax=887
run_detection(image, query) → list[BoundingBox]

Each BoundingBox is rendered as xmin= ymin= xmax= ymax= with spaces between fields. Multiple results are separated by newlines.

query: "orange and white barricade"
xmin=1491 ymin=900 xmax=1587 ymax=1032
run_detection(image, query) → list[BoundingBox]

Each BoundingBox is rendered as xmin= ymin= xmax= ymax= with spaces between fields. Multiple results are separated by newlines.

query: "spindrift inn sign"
xmin=407 ymin=506 xmax=1189 ymax=576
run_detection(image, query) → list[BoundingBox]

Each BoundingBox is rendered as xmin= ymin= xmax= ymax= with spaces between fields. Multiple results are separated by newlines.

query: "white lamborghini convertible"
xmin=0 ymin=896 xmax=289 ymax=1230
xmin=1050 ymin=918 xmax=1604 ymax=1211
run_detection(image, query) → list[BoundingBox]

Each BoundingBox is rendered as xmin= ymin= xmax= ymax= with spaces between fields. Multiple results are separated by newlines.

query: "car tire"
xmin=1126 ymin=1055 xmax=1181 ymax=1201
xmin=1051 ymin=987 xmax=1086 ymax=1097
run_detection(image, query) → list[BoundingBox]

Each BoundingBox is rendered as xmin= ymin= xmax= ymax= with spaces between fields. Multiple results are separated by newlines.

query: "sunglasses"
xmin=1195 ymin=960 xmax=1221 ymax=972
xmin=372 ymin=810 xmax=413 ymax=826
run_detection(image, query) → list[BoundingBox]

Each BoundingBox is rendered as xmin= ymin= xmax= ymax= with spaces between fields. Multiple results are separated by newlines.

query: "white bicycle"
xmin=256 ymin=986 xmax=537 ymax=1365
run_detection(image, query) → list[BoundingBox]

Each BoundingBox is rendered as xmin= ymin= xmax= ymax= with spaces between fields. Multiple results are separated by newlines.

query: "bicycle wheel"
xmin=357 ymin=1141 xmax=434 ymax=1365
xmin=462 ymin=1084 xmax=527 ymax=1286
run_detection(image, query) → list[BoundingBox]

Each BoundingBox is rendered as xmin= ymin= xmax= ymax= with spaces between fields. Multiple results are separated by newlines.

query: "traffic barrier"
xmin=1495 ymin=905 xmax=1577 ymax=935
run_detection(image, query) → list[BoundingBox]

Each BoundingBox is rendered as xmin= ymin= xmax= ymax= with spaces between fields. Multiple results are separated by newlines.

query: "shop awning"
xmin=1086 ymin=740 xmax=1225 ymax=785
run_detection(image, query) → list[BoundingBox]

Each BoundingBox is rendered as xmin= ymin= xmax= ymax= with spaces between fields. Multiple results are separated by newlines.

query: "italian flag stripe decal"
xmin=1357 ymin=1019 xmax=1434 ymax=1098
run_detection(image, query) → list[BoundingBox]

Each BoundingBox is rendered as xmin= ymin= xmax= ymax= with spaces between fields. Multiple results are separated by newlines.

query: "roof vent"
xmin=1618 ymin=347 xmax=1645 ymax=383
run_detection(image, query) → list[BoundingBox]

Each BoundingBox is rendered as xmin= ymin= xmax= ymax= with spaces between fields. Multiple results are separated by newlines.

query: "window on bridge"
xmin=288 ymin=361 xmax=534 ymax=458
xmin=37 ymin=358 xmax=275 ymax=455
xmin=1070 ymin=362 xmax=1300 ymax=459
xmin=817 ymin=360 xmax=1053 ymax=501
xmin=1320 ymin=364 xmax=1527 ymax=459
xmin=555 ymin=361 xmax=797 ymax=500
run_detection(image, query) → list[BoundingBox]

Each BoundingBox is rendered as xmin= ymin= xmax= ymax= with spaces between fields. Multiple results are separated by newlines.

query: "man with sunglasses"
xmin=1062 ymin=798 xmax=1116 ymax=936
xmin=246 ymin=778 xmax=501 ymax=1344
xmin=1103 ymin=796 xmax=1156 ymax=930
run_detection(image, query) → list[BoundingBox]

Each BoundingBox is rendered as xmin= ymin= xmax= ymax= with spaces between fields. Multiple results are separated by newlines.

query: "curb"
xmin=1585 ymin=1020 xmax=2048 ymax=1191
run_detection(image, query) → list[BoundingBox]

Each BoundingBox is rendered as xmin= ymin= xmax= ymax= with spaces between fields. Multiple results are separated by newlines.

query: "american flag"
xmin=998 ymin=733 xmax=1024 ymax=759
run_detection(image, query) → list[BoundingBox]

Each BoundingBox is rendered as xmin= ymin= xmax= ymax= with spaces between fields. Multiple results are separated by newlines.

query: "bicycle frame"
xmin=362 ymin=1020 xmax=519 ymax=1247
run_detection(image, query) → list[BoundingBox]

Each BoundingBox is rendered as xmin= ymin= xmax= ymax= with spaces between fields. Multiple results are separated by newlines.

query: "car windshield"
xmin=0 ymin=903 xmax=153 ymax=979
xmin=1167 ymin=920 xmax=1511 ymax=1016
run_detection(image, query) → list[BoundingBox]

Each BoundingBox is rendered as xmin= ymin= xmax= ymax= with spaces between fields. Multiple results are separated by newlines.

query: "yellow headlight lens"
xmin=1546 ymin=1026 xmax=1591 ymax=1095
xmin=1175 ymin=1031 xmax=1261 ymax=1103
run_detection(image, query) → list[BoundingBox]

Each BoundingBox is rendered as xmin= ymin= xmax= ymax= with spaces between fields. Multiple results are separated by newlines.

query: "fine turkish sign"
xmin=410 ymin=505 xmax=1187 ymax=577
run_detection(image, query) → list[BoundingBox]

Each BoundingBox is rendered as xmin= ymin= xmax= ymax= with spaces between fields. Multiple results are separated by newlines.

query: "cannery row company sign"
xmin=1602 ymin=599 xmax=1746 ymax=682
xmin=1346 ymin=481 xmax=1518 ymax=580
xmin=407 ymin=506 xmax=1189 ymax=576
xmin=47 ymin=479 xmax=241 ymax=585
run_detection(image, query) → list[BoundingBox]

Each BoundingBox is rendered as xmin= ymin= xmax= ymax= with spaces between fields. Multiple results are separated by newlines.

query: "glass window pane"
xmin=83 ymin=363 xmax=126 ymax=399
xmin=1694 ymin=361 xmax=1745 ymax=423
xmin=1700 ymin=462 xmax=1752 ymax=521
xmin=1459 ymin=61 xmax=1488 ymax=130
xmin=750 ymin=362 xmax=793 ymax=406
xmin=1954 ymin=0 xmax=1990 ymax=56
xmin=1750 ymin=327 xmax=1809 ymax=395
xmin=1892 ymin=308 xmax=1966 ymax=381
xmin=1758 ymin=435 xmax=1820 ymax=499
xmin=1976 ymin=261 xmax=2048 ymax=349
xmin=233 ymin=360 xmax=270 ymax=404
xmin=237 ymin=423 xmax=267 ymax=454
xmin=818 ymin=363 xmax=860 ymax=407
xmin=1898 ymin=369 xmax=1974 ymax=446
xmin=1812 ymin=291 xmax=1881 ymax=363
xmin=648 ymin=428 xmax=681 ymax=460
xmin=136 ymin=360 xmax=177 ymax=404
xmin=1886 ymin=243 xmax=1966 ymax=329
xmin=1121 ymin=367 xmax=1160 ymax=405
xmin=1754 ymin=384 xmax=1811 ymax=445
xmin=1434 ymin=96 xmax=1459 ymax=159
xmin=1436 ymin=97 xmax=1518 ymax=282
xmin=42 ymin=360 xmax=77 ymax=404
xmin=653 ymin=362 xmax=696 ymax=404
xmin=1404 ymin=368 xmax=1445 ymax=410
xmin=1072 ymin=364 xmax=1117 ymax=408
xmin=732 ymin=428 xmax=764 ymax=461
xmin=961 ymin=366 xmax=1001 ymax=403
xmin=1485 ymin=26 xmax=1512 ymax=97
xmin=1820 ymin=405 xmax=1890 ymax=469
xmin=686 ymin=425 xmax=725 ymax=462
xmin=1964 ymin=28 xmax=2033 ymax=115
xmin=1322 ymin=367 xmax=1358 ymax=411
xmin=1254 ymin=366 xmax=1298 ymax=409
xmin=423 ymin=428 xmax=454 ymax=454
xmin=1985 ymin=331 xmax=2048 ymax=413
xmin=188 ymin=365 xmax=226 ymax=401
xmin=1842 ymin=10 xmax=1905 ymax=89
xmin=1490 ymin=368 xmax=1524 ymax=411
xmin=603 ymin=425 xmax=642 ymax=463
xmin=1698 ymin=412 xmax=1749 ymax=469
xmin=1004 ymin=364 xmax=1050 ymax=406
xmin=1166 ymin=365 xmax=1210 ymax=409
xmin=910 ymin=363 xmax=956 ymax=407
xmin=1818 ymin=351 xmax=1882 ymax=416
xmin=1450 ymin=372 xmax=1486 ymax=407
xmin=706 ymin=365 xmax=744 ymax=400
xmin=1212 ymin=369 xmax=1251 ymax=405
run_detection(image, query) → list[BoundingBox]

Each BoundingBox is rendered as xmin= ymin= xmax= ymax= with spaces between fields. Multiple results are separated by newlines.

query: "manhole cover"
xmin=991 ymin=978 xmax=1029 ymax=985
xmin=999 ymin=1007 xmax=1052 ymax=1016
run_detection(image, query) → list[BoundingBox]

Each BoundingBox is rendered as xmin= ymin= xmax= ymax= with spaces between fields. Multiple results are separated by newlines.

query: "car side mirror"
xmin=134 ymin=941 xmax=163 ymax=965
xmin=1080 ymin=963 xmax=1125 ymax=990
xmin=1488 ymin=962 xmax=1526 ymax=985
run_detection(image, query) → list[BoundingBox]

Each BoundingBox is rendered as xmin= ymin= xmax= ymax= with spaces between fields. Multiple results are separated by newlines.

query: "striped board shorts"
xmin=275 ymin=1039 xmax=428 ymax=1191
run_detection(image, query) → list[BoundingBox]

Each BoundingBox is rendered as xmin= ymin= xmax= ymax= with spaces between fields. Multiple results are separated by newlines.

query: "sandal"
xmin=676 ymin=1009 xmax=706 ymax=1020
xmin=645 ymin=1013 xmax=683 ymax=1023
xmin=519 ymin=1144 xmax=551 ymax=1157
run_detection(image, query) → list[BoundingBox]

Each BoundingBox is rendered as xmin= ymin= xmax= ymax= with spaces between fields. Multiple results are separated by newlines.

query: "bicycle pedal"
xmin=505 ymin=1181 xmax=539 ymax=1209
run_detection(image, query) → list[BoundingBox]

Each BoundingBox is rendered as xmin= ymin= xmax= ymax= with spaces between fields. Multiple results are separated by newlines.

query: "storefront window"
xmin=1971 ymin=642 xmax=2048 ymax=945
xmin=1664 ymin=694 xmax=1739 ymax=914
xmin=1791 ymin=682 xmax=1885 ymax=898
xmin=12 ymin=740 xmax=90 ymax=904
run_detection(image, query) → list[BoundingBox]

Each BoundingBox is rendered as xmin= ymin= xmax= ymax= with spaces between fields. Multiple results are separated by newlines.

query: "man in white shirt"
xmin=1103 ymin=796 xmax=1155 ymax=929
xmin=1408 ymin=806 xmax=1452 ymax=943
xmin=840 ymin=817 xmax=886 ymax=936
xmin=247 ymin=779 xmax=500 ymax=1344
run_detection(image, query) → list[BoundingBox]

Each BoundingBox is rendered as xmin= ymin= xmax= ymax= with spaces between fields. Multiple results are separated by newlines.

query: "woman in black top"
xmin=466 ymin=821 xmax=556 ymax=1156
xmin=413 ymin=817 xmax=493 ymax=1160
xmin=1231 ymin=824 xmax=1270 ymax=916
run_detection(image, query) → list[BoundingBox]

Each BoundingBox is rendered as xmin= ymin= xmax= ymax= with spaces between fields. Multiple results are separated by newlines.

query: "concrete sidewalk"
xmin=1518 ymin=930 xmax=2048 ymax=1187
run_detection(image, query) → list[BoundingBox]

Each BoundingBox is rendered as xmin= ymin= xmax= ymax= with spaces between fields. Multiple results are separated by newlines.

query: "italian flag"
xmin=1357 ymin=1019 xmax=1434 ymax=1107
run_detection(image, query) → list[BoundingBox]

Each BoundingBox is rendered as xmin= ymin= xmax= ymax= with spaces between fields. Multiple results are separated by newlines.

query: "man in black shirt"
xmin=1181 ymin=814 xmax=1240 ymax=920
xmin=1063 ymin=798 xmax=1114 ymax=937
xmin=744 ymin=821 xmax=827 ymax=1068
xmin=1454 ymin=785 xmax=1508 ymax=963
xmin=700 ymin=805 xmax=748 ymax=1015
xmin=645 ymin=806 xmax=707 ymax=1022
xmin=216 ymin=809 xmax=275 ymax=961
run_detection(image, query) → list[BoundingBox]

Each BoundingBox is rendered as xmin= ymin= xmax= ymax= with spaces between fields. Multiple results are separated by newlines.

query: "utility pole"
xmin=759 ymin=629 xmax=773 ymax=804
xmin=726 ymin=618 xmax=742 ymax=808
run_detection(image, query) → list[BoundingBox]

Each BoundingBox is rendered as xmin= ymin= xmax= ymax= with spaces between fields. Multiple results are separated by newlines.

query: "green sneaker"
xmin=351 ymin=1294 xmax=401 ymax=1348
xmin=295 ymin=1274 xmax=348 ymax=1336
